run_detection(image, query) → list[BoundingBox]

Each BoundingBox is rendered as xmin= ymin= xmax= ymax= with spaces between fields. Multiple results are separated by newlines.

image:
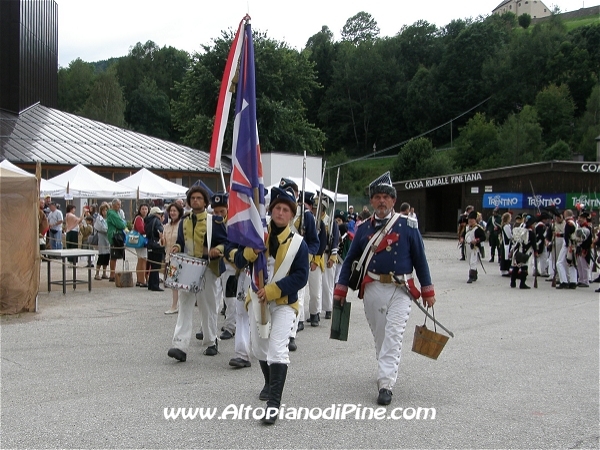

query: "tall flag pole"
xmin=208 ymin=15 xmax=249 ymax=169
xmin=225 ymin=18 xmax=268 ymax=298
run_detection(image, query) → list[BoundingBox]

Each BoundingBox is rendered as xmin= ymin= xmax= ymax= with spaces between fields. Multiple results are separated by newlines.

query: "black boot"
xmin=311 ymin=313 xmax=320 ymax=327
xmin=556 ymin=282 xmax=568 ymax=289
xmin=519 ymin=272 xmax=530 ymax=289
xmin=259 ymin=360 xmax=270 ymax=401
xmin=568 ymin=283 xmax=577 ymax=289
xmin=306 ymin=314 xmax=314 ymax=325
xmin=262 ymin=363 xmax=288 ymax=425
xmin=467 ymin=269 xmax=476 ymax=284
xmin=510 ymin=270 xmax=517 ymax=288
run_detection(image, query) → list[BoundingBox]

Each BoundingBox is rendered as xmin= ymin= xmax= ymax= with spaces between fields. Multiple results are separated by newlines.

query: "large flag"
xmin=226 ymin=21 xmax=268 ymax=288
xmin=208 ymin=16 xmax=247 ymax=169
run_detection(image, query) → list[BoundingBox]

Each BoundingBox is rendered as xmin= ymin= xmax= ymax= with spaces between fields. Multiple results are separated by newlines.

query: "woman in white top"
xmin=163 ymin=202 xmax=184 ymax=314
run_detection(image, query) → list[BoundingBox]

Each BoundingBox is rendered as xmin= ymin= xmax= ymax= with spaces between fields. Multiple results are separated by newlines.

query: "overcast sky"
xmin=56 ymin=0 xmax=586 ymax=67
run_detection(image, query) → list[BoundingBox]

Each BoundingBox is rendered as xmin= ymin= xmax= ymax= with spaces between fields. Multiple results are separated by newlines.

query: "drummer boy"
xmin=167 ymin=186 xmax=228 ymax=362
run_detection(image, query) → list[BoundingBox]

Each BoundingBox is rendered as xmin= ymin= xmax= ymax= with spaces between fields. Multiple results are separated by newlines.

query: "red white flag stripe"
xmin=208 ymin=16 xmax=247 ymax=169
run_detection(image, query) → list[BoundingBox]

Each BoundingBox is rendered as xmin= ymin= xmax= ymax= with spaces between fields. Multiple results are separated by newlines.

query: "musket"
xmin=315 ymin=160 xmax=327 ymax=233
xmin=299 ymin=151 xmax=307 ymax=235
xmin=392 ymin=274 xmax=454 ymax=338
xmin=551 ymin=230 xmax=557 ymax=288
xmin=329 ymin=167 xmax=341 ymax=251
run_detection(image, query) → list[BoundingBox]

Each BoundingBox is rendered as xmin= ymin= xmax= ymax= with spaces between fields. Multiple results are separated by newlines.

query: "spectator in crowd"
xmin=38 ymin=199 xmax=49 ymax=251
xmin=107 ymin=199 xmax=127 ymax=282
xmin=347 ymin=205 xmax=358 ymax=223
xmin=65 ymin=205 xmax=85 ymax=264
xmin=43 ymin=195 xmax=52 ymax=217
xmin=79 ymin=216 xmax=95 ymax=267
xmin=163 ymin=202 xmax=184 ymax=314
xmin=359 ymin=205 xmax=371 ymax=221
xmin=145 ymin=207 xmax=166 ymax=292
xmin=94 ymin=202 xmax=111 ymax=280
xmin=133 ymin=204 xmax=149 ymax=287
xmin=47 ymin=202 xmax=64 ymax=250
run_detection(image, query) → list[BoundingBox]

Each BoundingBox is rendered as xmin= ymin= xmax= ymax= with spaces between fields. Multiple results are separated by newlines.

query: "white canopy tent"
xmin=0 ymin=159 xmax=68 ymax=197
xmin=46 ymin=164 xmax=134 ymax=198
xmin=266 ymin=176 xmax=348 ymax=210
xmin=117 ymin=168 xmax=188 ymax=199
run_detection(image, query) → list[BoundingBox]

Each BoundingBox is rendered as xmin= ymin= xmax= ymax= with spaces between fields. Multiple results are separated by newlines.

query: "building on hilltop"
xmin=492 ymin=0 xmax=551 ymax=19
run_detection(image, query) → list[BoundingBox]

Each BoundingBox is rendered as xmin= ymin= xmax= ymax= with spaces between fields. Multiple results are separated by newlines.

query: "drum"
xmin=165 ymin=253 xmax=208 ymax=293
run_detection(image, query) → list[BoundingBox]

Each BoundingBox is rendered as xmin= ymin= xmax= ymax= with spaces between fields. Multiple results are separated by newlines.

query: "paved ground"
xmin=2 ymin=239 xmax=599 ymax=449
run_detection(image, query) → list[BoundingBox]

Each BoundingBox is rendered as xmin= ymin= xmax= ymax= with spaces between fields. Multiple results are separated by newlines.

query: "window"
xmin=544 ymin=8 xmax=546 ymax=11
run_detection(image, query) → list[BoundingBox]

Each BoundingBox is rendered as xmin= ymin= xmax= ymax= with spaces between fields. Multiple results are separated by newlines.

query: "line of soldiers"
xmin=460 ymin=205 xmax=599 ymax=291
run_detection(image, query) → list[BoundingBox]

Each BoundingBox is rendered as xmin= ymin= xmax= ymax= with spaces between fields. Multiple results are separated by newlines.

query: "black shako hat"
xmin=269 ymin=186 xmax=298 ymax=216
xmin=210 ymin=192 xmax=229 ymax=208
xmin=368 ymin=171 xmax=396 ymax=199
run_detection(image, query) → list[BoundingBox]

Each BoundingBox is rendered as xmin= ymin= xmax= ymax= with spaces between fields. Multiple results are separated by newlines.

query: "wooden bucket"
xmin=412 ymin=324 xmax=449 ymax=360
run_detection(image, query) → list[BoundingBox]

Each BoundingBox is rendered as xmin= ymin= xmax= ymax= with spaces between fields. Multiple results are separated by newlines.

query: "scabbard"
xmin=477 ymin=251 xmax=487 ymax=274
xmin=392 ymin=275 xmax=454 ymax=338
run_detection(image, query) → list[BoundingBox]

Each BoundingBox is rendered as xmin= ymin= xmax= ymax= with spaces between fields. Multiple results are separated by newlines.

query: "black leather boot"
xmin=519 ymin=271 xmax=530 ymax=289
xmin=311 ymin=313 xmax=320 ymax=327
xmin=467 ymin=269 xmax=477 ymax=284
xmin=259 ymin=360 xmax=270 ymax=401
xmin=262 ymin=363 xmax=288 ymax=425
xmin=262 ymin=364 xmax=287 ymax=425
xmin=510 ymin=269 xmax=517 ymax=288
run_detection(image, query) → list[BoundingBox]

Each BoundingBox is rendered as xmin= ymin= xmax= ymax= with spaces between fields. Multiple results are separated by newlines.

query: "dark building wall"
xmin=394 ymin=162 xmax=600 ymax=234
xmin=0 ymin=0 xmax=58 ymax=114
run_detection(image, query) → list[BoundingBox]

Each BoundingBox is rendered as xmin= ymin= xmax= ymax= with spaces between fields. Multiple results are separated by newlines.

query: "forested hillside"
xmin=57 ymin=11 xmax=599 ymax=196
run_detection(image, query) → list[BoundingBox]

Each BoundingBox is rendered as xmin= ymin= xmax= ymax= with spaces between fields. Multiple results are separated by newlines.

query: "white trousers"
xmin=577 ymin=255 xmax=590 ymax=285
xmin=537 ymin=247 xmax=549 ymax=276
xmin=234 ymin=271 xmax=251 ymax=361
xmin=557 ymin=245 xmax=577 ymax=284
xmin=363 ymin=282 xmax=412 ymax=391
xmin=548 ymin=238 xmax=564 ymax=278
xmin=334 ymin=259 xmax=343 ymax=284
xmin=220 ymin=266 xmax=237 ymax=334
xmin=466 ymin=245 xmax=478 ymax=271
xmin=307 ymin=266 xmax=323 ymax=315
xmin=172 ymin=269 xmax=220 ymax=352
xmin=291 ymin=285 xmax=306 ymax=337
xmin=322 ymin=259 xmax=335 ymax=313
xmin=249 ymin=301 xmax=295 ymax=365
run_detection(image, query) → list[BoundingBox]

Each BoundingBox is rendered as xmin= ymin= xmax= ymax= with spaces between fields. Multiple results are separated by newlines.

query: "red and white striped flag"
xmin=208 ymin=15 xmax=248 ymax=169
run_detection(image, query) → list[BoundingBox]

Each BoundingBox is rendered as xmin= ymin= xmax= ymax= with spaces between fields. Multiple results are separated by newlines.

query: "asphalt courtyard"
xmin=1 ymin=239 xmax=599 ymax=449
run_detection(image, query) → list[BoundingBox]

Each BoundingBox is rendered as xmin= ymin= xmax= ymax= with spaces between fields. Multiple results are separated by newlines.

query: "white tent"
xmin=0 ymin=159 xmax=67 ymax=197
xmin=47 ymin=164 xmax=134 ymax=198
xmin=117 ymin=168 xmax=188 ymax=199
xmin=266 ymin=177 xmax=348 ymax=204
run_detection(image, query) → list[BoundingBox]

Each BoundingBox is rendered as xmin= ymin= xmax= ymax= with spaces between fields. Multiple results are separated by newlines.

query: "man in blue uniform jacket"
xmin=333 ymin=172 xmax=436 ymax=406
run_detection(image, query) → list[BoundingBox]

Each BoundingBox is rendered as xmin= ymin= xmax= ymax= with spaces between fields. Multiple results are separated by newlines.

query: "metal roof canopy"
xmin=0 ymin=104 xmax=231 ymax=174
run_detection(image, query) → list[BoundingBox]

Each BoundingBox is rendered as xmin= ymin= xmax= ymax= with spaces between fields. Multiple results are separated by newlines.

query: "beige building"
xmin=493 ymin=0 xmax=551 ymax=19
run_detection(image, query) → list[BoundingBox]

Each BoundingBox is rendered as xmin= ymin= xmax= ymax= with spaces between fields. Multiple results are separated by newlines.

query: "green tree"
xmin=496 ymin=105 xmax=544 ymax=166
xmin=340 ymin=12 xmax=380 ymax=45
xmin=127 ymin=78 xmax=171 ymax=139
xmin=57 ymin=58 xmax=95 ymax=113
xmin=534 ymin=83 xmax=575 ymax=146
xmin=392 ymin=137 xmax=434 ymax=181
xmin=454 ymin=112 xmax=498 ymax=170
xmin=172 ymin=30 xmax=325 ymax=154
xmin=518 ymin=14 xmax=532 ymax=29
xmin=542 ymin=139 xmax=571 ymax=160
xmin=303 ymin=26 xmax=337 ymax=128
xmin=116 ymin=41 xmax=189 ymax=140
xmin=404 ymin=66 xmax=441 ymax=137
xmin=574 ymin=84 xmax=600 ymax=160
xmin=79 ymin=67 xmax=126 ymax=127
